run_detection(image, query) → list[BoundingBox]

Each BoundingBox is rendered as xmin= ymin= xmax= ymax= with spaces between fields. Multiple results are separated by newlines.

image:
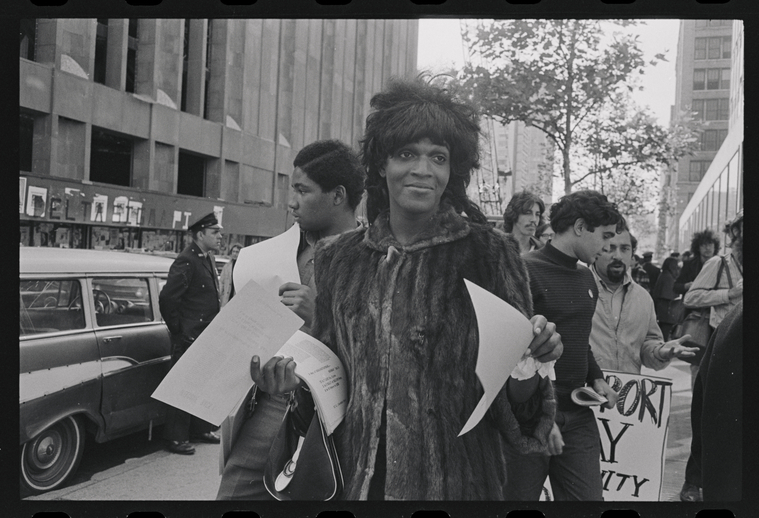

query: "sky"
xmin=417 ymin=19 xmax=680 ymax=126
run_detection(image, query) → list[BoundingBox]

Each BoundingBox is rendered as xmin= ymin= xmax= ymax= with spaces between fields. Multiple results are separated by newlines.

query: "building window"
xmin=93 ymin=19 xmax=108 ymax=85
xmin=692 ymin=99 xmax=703 ymax=120
xmin=694 ymin=38 xmax=706 ymax=60
xmin=181 ymin=19 xmax=190 ymax=112
xmin=203 ymin=21 xmax=213 ymax=120
xmin=90 ymin=128 xmax=133 ymax=187
xmin=695 ymin=98 xmax=728 ymax=121
xmin=20 ymin=19 xmax=36 ymax=61
xmin=695 ymin=37 xmax=732 ymax=60
xmin=721 ymin=68 xmax=730 ymax=90
xmin=694 ymin=68 xmax=730 ymax=90
xmin=126 ymin=19 xmax=138 ymax=93
xmin=20 ymin=111 xmax=34 ymax=172
xmin=706 ymin=69 xmax=720 ymax=90
xmin=721 ymin=36 xmax=731 ymax=59
xmin=177 ymin=151 xmax=206 ymax=197
xmin=699 ymin=129 xmax=728 ymax=152
xmin=693 ymin=69 xmax=706 ymax=90
xmin=689 ymin=160 xmax=710 ymax=182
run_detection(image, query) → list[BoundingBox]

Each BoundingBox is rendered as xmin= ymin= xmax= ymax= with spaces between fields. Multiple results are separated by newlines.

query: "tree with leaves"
xmin=459 ymin=19 xmax=698 ymax=209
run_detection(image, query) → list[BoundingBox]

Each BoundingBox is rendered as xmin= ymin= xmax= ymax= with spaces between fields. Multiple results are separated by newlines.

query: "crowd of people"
xmin=158 ymin=76 xmax=744 ymax=501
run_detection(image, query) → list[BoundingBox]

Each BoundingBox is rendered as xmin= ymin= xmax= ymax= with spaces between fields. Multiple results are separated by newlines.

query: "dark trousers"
xmin=503 ymin=406 xmax=603 ymax=501
xmin=659 ymin=322 xmax=674 ymax=342
xmin=684 ymin=363 xmax=703 ymax=487
xmin=216 ymin=392 xmax=289 ymax=500
xmin=163 ymin=334 xmax=216 ymax=442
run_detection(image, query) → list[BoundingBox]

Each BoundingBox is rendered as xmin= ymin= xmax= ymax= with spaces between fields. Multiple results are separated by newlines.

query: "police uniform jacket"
xmin=159 ymin=242 xmax=221 ymax=344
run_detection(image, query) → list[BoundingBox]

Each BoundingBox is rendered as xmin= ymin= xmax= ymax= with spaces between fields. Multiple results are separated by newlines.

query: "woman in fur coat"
xmin=252 ymin=77 xmax=562 ymax=500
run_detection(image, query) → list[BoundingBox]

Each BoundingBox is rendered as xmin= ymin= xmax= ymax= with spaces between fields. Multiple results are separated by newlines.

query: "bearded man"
xmin=589 ymin=226 xmax=697 ymax=374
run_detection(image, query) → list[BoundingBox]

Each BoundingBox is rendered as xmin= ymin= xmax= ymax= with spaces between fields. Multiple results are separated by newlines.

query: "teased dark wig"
xmin=360 ymin=76 xmax=486 ymax=224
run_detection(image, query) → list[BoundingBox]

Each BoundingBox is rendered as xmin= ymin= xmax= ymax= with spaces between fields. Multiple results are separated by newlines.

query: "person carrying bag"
xmin=678 ymin=256 xmax=732 ymax=365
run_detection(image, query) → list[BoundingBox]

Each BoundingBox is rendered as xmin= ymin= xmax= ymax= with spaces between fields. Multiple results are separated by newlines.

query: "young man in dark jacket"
xmin=503 ymin=189 xmax=623 ymax=501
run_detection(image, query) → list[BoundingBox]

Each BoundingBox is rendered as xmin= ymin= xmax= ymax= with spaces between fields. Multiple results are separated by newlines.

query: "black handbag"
xmin=263 ymin=393 xmax=343 ymax=501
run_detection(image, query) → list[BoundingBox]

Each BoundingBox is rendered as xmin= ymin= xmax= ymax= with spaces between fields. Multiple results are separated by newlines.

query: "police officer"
xmin=159 ymin=212 xmax=223 ymax=454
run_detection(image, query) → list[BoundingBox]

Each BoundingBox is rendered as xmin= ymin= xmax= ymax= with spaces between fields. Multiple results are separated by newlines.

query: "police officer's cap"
xmin=642 ymin=251 xmax=653 ymax=258
xmin=188 ymin=212 xmax=222 ymax=233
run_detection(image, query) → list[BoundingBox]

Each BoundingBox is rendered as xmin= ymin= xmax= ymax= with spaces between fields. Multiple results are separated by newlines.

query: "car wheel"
xmin=21 ymin=415 xmax=85 ymax=493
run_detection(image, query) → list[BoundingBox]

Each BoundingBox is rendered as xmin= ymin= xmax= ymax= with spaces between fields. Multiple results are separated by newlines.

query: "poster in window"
xmin=127 ymin=200 xmax=143 ymax=226
xmin=20 ymin=177 xmax=27 ymax=214
xmin=112 ymin=196 xmax=128 ymax=223
xmin=214 ymin=206 xmax=224 ymax=227
xmin=91 ymin=194 xmax=108 ymax=222
xmin=26 ymin=186 xmax=47 ymax=217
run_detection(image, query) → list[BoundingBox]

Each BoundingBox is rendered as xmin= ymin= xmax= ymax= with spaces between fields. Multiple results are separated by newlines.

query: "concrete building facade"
xmin=677 ymin=20 xmax=743 ymax=251
xmin=19 ymin=18 xmax=418 ymax=252
xmin=664 ymin=19 xmax=734 ymax=253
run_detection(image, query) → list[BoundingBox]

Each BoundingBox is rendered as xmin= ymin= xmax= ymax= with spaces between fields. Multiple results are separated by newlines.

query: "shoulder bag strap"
xmin=713 ymin=257 xmax=726 ymax=289
xmin=716 ymin=256 xmax=733 ymax=290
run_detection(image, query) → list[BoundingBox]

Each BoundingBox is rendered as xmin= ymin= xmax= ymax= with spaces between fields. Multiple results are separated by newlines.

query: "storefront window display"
xmin=91 ymin=226 xmax=139 ymax=250
xmin=25 ymin=222 xmax=86 ymax=248
xmin=141 ymin=229 xmax=180 ymax=252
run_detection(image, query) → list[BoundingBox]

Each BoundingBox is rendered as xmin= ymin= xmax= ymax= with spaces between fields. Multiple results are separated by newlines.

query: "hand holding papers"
xmin=458 ymin=280 xmax=536 ymax=437
xmin=152 ymin=278 xmax=348 ymax=433
xmin=276 ymin=331 xmax=348 ymax=435
xmin=233 ymin=223 xmax=301 ymax=295
xmin=152 ymin=279 xmax=304 ymax=426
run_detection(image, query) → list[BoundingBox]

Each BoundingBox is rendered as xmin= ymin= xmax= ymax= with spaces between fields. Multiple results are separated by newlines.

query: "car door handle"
xmin=102 ymin=335 xmax=123 ymax=343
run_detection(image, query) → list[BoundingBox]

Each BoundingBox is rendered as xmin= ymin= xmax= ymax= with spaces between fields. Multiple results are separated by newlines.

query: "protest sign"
xmin=540 ymin=370 xmax=672 ymax=501
xmin=596 ymin=370 xmax=672 ymax=501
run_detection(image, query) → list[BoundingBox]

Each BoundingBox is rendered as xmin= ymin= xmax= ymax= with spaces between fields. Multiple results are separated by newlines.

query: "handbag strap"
xmin=716 ymin=256 xmax=733 ymax=290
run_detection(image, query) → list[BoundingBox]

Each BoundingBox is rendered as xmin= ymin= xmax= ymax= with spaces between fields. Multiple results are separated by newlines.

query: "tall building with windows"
xmin=676 ymin=20 xmax=743 ymax=252
xmin=19 ymin=18 xmax=418 ymax=251
xmin=664 ymin=19 xmax=734 ymax=252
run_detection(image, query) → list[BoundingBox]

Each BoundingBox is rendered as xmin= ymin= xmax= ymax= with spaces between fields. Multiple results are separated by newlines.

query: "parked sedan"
xmin=19 ymin=248 xmax=174 ymax=493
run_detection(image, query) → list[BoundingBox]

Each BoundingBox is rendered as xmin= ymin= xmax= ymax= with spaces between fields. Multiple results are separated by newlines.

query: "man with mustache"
xmin=589 ymin=226 xmax=698 ymax=374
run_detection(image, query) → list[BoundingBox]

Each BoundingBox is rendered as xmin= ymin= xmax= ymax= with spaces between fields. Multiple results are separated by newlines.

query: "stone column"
xmin=105 ymin=19 xmax=128 ymax=90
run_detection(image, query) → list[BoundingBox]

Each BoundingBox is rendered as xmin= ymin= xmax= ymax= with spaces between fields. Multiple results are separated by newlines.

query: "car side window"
xmin=92 ymin=278 xmax=153 ymax=327
xmin=20 ymin=279 xmax=85 ymax=336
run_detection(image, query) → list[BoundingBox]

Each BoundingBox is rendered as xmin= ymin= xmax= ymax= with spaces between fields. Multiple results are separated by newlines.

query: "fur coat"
xmin=310 ymin=203 xmax=556 ymax=500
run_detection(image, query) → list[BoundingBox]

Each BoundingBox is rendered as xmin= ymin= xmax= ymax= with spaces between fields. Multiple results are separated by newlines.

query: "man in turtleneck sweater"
xmin=503 ymin=190 xmax=624 ymax=501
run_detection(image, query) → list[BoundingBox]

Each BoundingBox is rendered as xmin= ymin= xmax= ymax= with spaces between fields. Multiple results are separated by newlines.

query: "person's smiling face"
xmin=381 ymin=138 xmax=451 ymax=220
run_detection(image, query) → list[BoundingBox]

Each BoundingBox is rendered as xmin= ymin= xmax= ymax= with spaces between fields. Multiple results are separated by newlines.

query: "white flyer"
xmin=151 ymin=279 xmax=304 ymax=426
xmin=233 ymin=223 xmax=301 ymax=296
xmin=458 ymin=280 xmax=535 ymax=436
